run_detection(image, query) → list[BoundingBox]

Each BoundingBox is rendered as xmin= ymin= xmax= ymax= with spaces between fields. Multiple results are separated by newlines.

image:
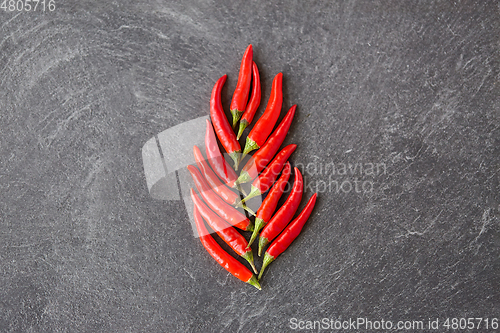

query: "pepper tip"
xmin=247 ymin=275 xmax=261 ymax=290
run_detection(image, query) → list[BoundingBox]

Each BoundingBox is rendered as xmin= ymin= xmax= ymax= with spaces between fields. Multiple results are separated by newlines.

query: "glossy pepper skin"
xmin=246 ymin=162 xmax=291 ymax=248
xmin=237 ymin=105 xmax=296 ymax=185
xmin=193 ymin=205 xmax=261 ymax=290
xmin=242 ymin=72 xmax=283 ymax=158
xmin=236 ymin=61 xmax=261 ymax=140
xmin=193 ymin=145 xmax=255 ymax=216
xmin=258 ymin=167 xmax=304 ymax=256
xmin=205 ymin=119 xmax=238 ymax=188
xmin=190 ymin=189 xmax=257 ymax=273
xmin=193 ymin=145 xmax=239 ymax=206
xmin=187 ymin=165 xmax=253 ymax=232
xmin=258 ymin=193 xmax=317 ymax=280
xmin=210 ymin=75 xmax=241 ymax=169
xmin=230 ymin=45 xmax=253 ymax=128
xmin=239 ymin=144 xmax=297 ymax=204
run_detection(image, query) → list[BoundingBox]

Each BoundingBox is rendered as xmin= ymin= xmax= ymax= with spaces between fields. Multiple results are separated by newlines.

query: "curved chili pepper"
xmin=238 ymin=144 xmax=296 ymax=204
xmin=241 ymin=72 xmax=283 ymax=158
xmin=210 ymin=75 xmax=241 ymax=169
xmin=258 ymin=193 xmax=317 ymax=280
xmin=194 ymin=145 xmax=254 ymax=216
xmin=237 ymin=105 xmax=296 ymax=184
xmin=187 ymin=165 xmax=253 ymax=231
xmin=230 ymin=44 xmax=253 ymax=128
xmin=193 ymin=145 xmax=239 ymax=205
xmin=258 ymin=167 xmax=303 ymax=256
xmin=246 ymin=162 xmax=291 ymax=248
xmin=236 ymin=61 xmax=261 ymax=140
xmin=193 ymin=205 xmax=261 ymax=290
xmin=205 ymin=119 xmax=238 ymax=188
xmin=190 ymin=188 xmax=257 ymax=273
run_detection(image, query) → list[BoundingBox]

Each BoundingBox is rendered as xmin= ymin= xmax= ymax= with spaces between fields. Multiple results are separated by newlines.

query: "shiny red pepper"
xmin=239 ymin=144 xmax=297 ymax=204
xmin=187 ymin=165 xmax=253 ymax=231
xmin=210 ymin=75 xmax=241 ymax=169
xmin=230 ymin=44 xmax=253 ymax=128
xmin=237 ymin=105 xmax=296 ymax=184
xmin=193 ymin=205 xmax=261 ymax=290
xmin=236 ymin=61 xmax=261 ymax=140
xmin=258 ymin=193 xmax=317 ymax=279
xmin=242 ymin=72 xmax=283 ymax=158
xmin=193 ymin=145 xmax=255 ymax=216
xmin=258 ymin=167 xmax=303 ymax=255
xmin=246 ymin=162 xmax=291 ymax=248
xmin=193 ymin=145 xmax=239 ymax=206
xmin=205 ymin=119 xmax=238 ymax=187
xmin=190 ymin=188 xmax=257 ymax=273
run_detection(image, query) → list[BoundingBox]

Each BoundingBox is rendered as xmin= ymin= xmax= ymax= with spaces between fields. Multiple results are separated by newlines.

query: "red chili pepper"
xmin=205 ymin=119 xmax=238 ymax=188
xmin=190 ymin=188 xmax=257 ymax=273
xmin=239 ymin=144 xmax=296 ymax=204
xmin=194 ymin=145 xmax=254 ymax=216
xmin=193 ymin=205 xmax=261 ymax=290
xmin=258 ymin=193 xmax=317 ymax=280
xmin=230 ymin=44 xmax=253 ymax=128
xmin=258 ymin=167 xmax=303 ymax=256
xmin=237 ymin=105 xmax=296 ymax=184
xmin=210 ymin=75 xmax=241 ymax=169
xmin=246 ymin=162 xmax=291 ymax=248
xmin=241 ymin=72 xmax=283 ymax=158
xmin=193 ymin=145 xmax=239 ymax=206
xmin=187 ymin=165 xmax=253 ymax=232
xmin=236 ymin=61 xmax=261 ymax=140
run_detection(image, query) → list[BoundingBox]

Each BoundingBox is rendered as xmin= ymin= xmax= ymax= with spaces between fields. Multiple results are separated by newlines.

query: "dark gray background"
xmin=1 ymin=1 xmax=499 ymax=332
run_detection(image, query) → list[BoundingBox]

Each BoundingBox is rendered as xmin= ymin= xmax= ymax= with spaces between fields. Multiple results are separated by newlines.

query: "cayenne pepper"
xmin=230 ymin=44 xmax=253 ymax=128
xmin=191 ymin=188 xmax=257 ymax=273
xmin=210 ymin=75 xmax=241 ymax=169
xmin=205 ymin=119 xmax=238 ymax=188
xmin=246 ymin=162 xmax=291 ymax=248
xmin=193 ymin=205 xmax=261 ymax=290
xmin=193 ymin=145 xmax=239 ymax=205
xmin=258 ymin=167 xmax=304 ymax=256
xmin=258 ymin=193 xmax=318 ymax=280
xmin=238 ymin=144 xmax=297 ymax=204
xmin=237 ymin=105 xmax=296 ymax=185
xmin=193 ymin=145 xmax=254 ymax=216
xmin=236 ymin=61 xmax=261 ymax=140
xmin=187 ymin=165 xmax=253 ymax=231
xmin=241 ymin=72 xmax=283 ymax=159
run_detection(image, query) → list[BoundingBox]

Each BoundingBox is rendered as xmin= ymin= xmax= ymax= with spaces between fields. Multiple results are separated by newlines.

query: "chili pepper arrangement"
xmin=188 ymin=45 xmax=318 ymax=290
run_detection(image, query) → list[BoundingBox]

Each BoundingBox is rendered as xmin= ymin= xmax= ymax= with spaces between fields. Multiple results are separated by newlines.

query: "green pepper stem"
xmin=241 ymin=203 xmax=256 ymax=217
xmin=231 ymin=109 xmax=244 ymax=129
xmin=245 ymin=220 xmax=255 ymax=232
xmin=241 ymin=137 xmax=259 ymax=160
xmin=237 ymin=119 xmax=249 ymax=140
xmin=246 ymin=275 xmax=261 ymax=290
xmin=236 ymin=170 xmax=252 ymax=185
xmin=258 ymin=237 xmax=269 ymax=257
xmin=241 ymin=250 xmax=257 ymax=274
xmin=258 ymin=252 xmax=275 ymax=280
xmin=247 ymin=218 xmax=266 ymax=248
xmin=228 ymin=151 xmax=241 ymax=170
xmin=234 ymin=181 xmax=248 ymax=197
xmin=240 ymin=185 xmax=261 ymax=204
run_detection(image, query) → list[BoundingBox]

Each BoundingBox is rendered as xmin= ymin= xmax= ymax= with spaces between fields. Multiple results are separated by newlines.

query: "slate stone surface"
xmin=1 ymin=1 xmax=499 ymax=332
